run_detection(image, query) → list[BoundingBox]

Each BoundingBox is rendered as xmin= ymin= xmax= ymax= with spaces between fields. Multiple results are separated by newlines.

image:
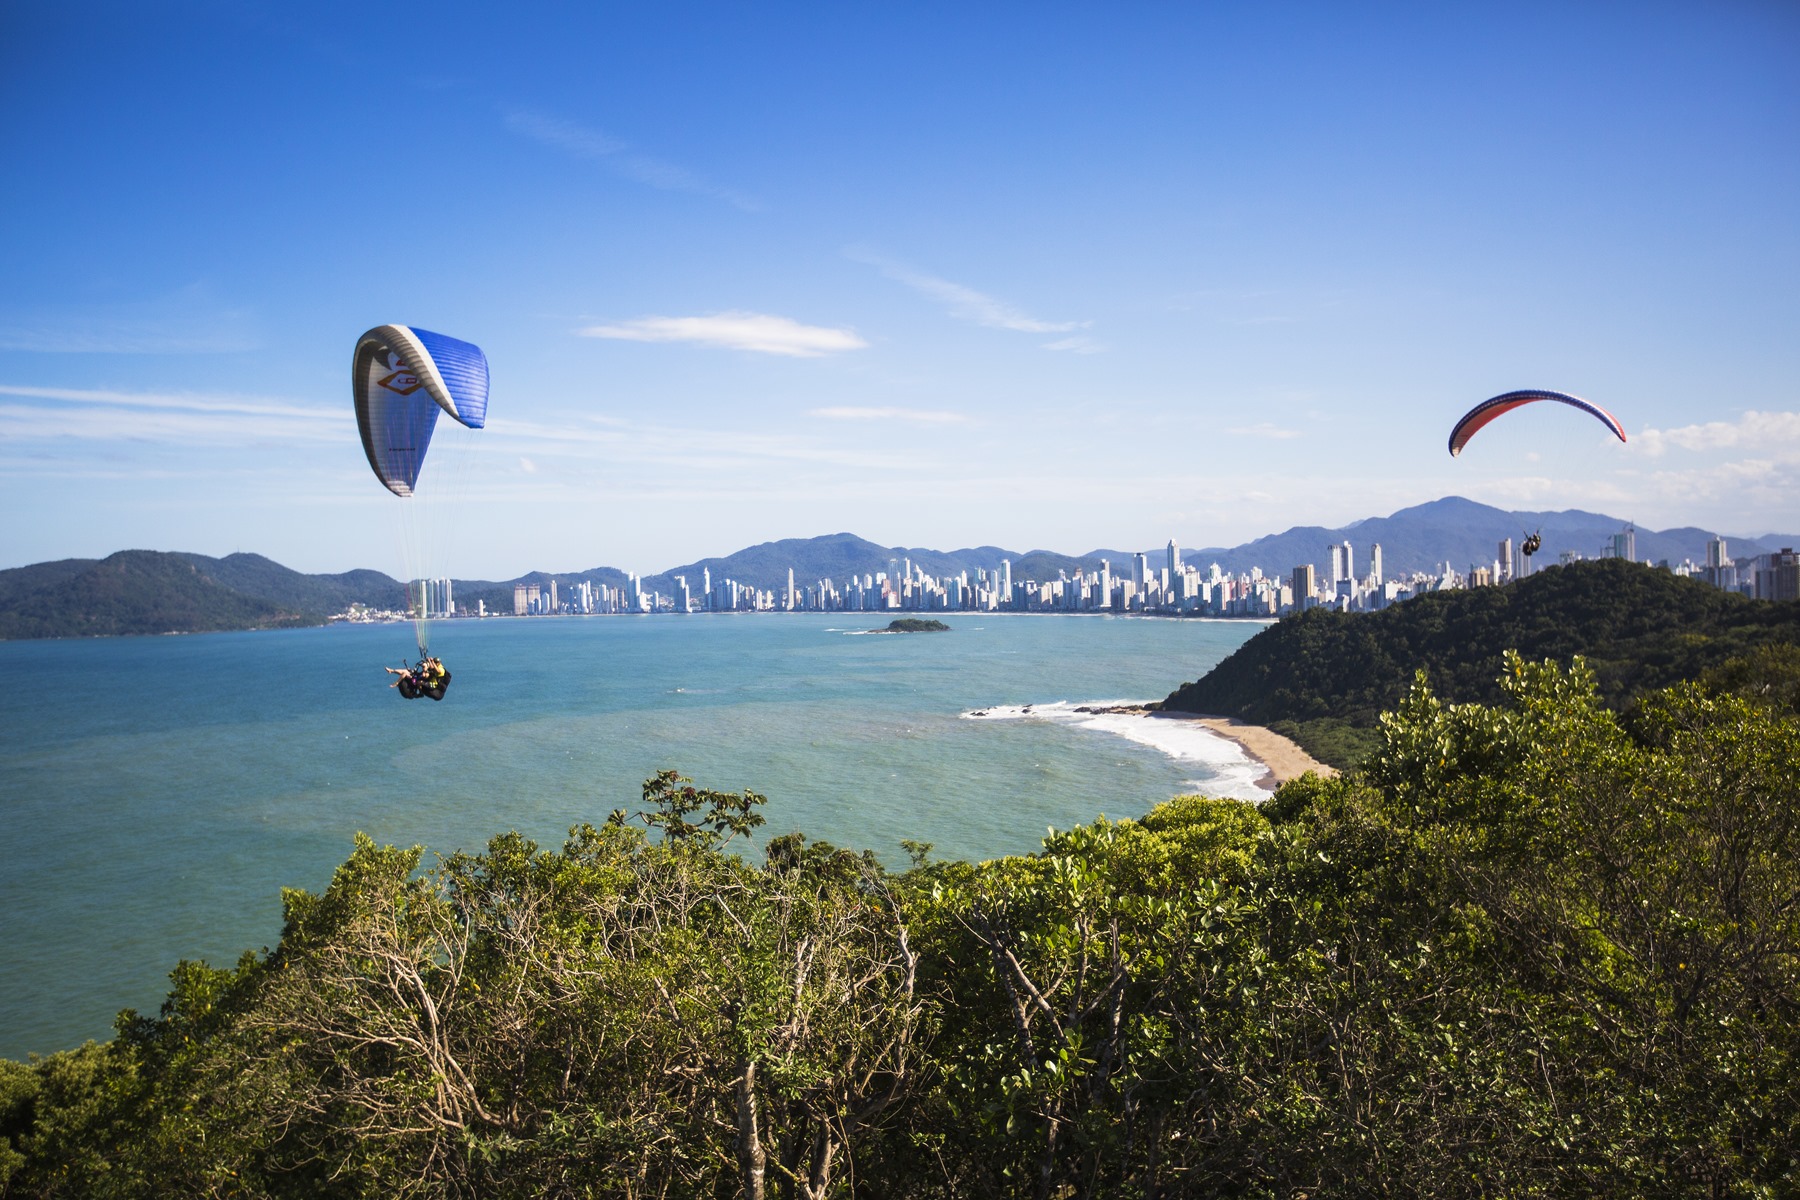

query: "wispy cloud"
xmin=1041 ymin=335 xmax=1107 ymax=355
xmin=1633 ymin=410 xmax=1800 ymax=457
xmin=579 ymin=312 xmax=867 ymax=358
xmin=503 ymin=107 xmax=760 ymax=211
xmin=0 ymin=287 xmax=260 ymax=354
xmin=0 ymin=384 xmax=338 ymax=447
xmin=810 ymin=406 xmax=968 ymax=424
xmin=846 ymin=247 xmax=1095 ymax=350
xmin=0 ymin=383 xmax=335 ymax=420
xmin=479 ymin=412 xmax=921 ymax=475
xmin=1228 ymin=421 xmax=1301 ymax=439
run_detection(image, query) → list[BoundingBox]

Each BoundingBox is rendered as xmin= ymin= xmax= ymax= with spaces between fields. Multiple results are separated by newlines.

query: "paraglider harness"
xmin=1521 ymin=531 xmax=1543 ymax=558
xmin=395 ymin=654 xmax=450 ymax=701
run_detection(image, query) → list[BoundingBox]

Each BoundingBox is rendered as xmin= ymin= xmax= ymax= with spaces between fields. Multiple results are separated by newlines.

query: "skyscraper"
xmin=1498 ymin=538 xmax=1513 ymax=582
xmin=1167 ymin=539 xmax=1181 ymax=578
xmin=1291 ymin=564 xmax=1316 ymax=611
xmin=1610 ymin=525 xmax=1637 ymax=562
xmin=1369 ymin=543 xmax=1383 ymax=588
xmin=1329 ymin=543 xmax=1346 ymax=584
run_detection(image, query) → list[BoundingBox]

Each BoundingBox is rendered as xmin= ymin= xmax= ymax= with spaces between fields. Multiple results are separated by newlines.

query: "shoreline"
xmin=1074 ymin=705 xmax=1338 ymax=791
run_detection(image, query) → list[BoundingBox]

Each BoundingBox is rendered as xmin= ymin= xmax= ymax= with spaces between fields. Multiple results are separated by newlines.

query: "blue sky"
xmin=3 ymin=2 xmax=1795 ymax=578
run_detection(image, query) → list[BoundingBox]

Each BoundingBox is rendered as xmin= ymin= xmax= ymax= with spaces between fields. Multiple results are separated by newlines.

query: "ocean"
xmin=0 ymin=612 xmax=1263 ymax=1059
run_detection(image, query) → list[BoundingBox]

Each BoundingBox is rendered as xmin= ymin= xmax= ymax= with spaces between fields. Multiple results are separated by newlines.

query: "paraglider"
xmin=1447 ymin=389 xmax=1625 ymax=458
xmin=1449 ymin=389 xmax=1624 ymax=569
xmin=385 ymin=656 xmax=451 ymax=700
xmin=353 ymin=324 xmax=489 ymax=495
xmin=353 ymin=325 xmax=488 ymax=697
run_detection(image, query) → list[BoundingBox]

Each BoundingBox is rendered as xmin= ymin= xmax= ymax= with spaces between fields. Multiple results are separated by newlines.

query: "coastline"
xmin=1072 ymin=705 xmax=1338 ymax=791
xmin=1174 ymin=714 xmax=1337 ymax=790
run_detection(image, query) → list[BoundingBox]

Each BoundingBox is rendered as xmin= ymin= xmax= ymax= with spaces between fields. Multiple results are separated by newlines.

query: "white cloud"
xmin=0 ymin=286 xmax=260 ymax=354
xmin=1228 ymin=421 xmax=1301 ymax=439
xmin=0 ymin=384 xmax=338 ymax=446
xmin=1633 ymin=410 xmax=1800 ymax=457
xmin=502 ymin=107 xmax=759 ymax=210
xmin=0 ymin=383 xmax=335 ymax=420
xmin=502 ymin=109 xmax=625 ymax=158
xmin=847 ymin=247 xmax=1090 ymax=340
xmin=810 ymin=406 xmax=968 ymax=424
xmin=1041 ymin=335 xmax=1107 ymax=354
xmin=579 ymin=312 xmax=867 ymax=358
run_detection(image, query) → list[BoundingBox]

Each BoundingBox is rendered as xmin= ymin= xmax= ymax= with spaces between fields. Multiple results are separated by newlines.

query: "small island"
xmin=880 ymin=618 xmax=950 ymax=633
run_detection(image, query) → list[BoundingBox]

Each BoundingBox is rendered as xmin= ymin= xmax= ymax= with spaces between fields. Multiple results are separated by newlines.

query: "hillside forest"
xmin=2 ymin=640 xmax=1797 ymax=1198
xmin=1163 ymin=558 xmax=1800 ymax=767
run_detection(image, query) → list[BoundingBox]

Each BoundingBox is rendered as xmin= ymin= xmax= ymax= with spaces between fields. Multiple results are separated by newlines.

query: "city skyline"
xmin=396 ymin=526 xmax=1797 ymax=622
xmin=3 ymin=4 xmax=1796 ymax=578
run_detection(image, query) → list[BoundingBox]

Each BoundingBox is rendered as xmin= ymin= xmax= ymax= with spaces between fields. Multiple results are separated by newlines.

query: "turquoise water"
xmin=0 ymin=614 xmax=1261 ymax=1059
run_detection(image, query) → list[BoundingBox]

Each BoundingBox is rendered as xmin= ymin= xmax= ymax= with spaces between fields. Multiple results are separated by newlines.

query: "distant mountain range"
xmin=489 ymin=496 xmax=1796 ymax=601
xmin=2 ymin=497 xmax=1794 ymax=639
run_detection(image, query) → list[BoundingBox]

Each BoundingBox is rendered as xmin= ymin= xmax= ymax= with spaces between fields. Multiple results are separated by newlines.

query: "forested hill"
xmin=0 ymin=551 xmax=390 ymax=639
xmin=1162 ymin=559 xmax=1800 ymax=766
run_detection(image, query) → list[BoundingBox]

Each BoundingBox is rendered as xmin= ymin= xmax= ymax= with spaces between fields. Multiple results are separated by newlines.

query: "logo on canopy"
xmin=378 ymin=370 xmax=423 ymax=396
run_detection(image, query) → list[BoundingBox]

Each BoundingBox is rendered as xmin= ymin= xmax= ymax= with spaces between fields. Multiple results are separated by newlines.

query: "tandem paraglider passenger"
xmin=385 ymin=656 xmax=450 ymax=701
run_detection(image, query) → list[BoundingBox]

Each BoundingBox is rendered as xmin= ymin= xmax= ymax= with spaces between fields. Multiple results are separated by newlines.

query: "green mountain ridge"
xmin=1162 ymin=558 xmax=1800 ymax=766
xmin=4 ymin=497 xmax=1794 ymax=640
xmin=0 ymin=552 xmax=319 ymax=640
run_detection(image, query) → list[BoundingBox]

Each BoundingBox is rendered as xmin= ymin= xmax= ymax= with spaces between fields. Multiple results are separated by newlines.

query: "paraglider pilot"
xmin=386 ymin=655 xmax=450 ymax=701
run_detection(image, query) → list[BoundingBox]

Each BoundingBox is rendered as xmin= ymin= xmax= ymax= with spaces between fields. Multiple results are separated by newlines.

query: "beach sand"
xmin=988 ymin=702 xmax=1341 ymax=795
xmin=1175 ymin=714 xmax=1337 ymax=790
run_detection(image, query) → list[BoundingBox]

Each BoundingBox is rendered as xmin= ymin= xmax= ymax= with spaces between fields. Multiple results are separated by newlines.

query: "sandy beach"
xmin=1053 ymin=704 xmax=1339 ymax=791
xmin=1172 ymin=714 xmax=1338 ymax=790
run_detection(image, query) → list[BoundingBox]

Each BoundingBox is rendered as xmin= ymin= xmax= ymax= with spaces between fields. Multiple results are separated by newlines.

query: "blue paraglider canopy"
xmin=352 ymin=325 xmax=489 ymax=496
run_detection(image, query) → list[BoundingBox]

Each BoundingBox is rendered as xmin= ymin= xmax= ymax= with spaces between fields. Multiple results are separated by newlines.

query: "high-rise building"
xmin=1498 ymin=538 xmax=1514 ymax=583
xmin=1369 ymin=543 xmax=1384 ymax=588
xmin=1610 ymin=525 xmax=1637 ymax=562
xmin=1132 ymin=553 xmax=1147 ymax=589
xmin=1756 ymin=548 xmax=1799 ymax=602
xmin=1291 ymin=564 xmax=1316 ymax=611
xmin=1167 ymin=540 xmax=1181 ymax=578
xmin=1329 ymin=543 xmax=1346 ymax=584
xmin=1706 ymin=537 xmax=1729 ymax=569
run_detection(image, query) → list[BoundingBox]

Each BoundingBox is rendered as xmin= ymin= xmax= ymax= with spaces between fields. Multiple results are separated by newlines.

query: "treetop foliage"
xmin=3 ymin=652 xmax=1798 ymax=1197
xmin=1162 ymin=558 xmax=1800 ymax=767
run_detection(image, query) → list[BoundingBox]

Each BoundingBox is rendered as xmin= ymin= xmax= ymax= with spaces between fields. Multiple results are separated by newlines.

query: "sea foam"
xmin=963 ymin=700 xmax=1270 ymax=800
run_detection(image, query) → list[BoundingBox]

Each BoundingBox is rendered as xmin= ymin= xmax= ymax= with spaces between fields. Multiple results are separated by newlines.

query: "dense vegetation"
xmin=1163 ymin=559 xmax=1800 ymax=767
xmin=4 ymin=652 xmax=1797 ymax=1198
xmin=0 ymin=552 xmax=323 ymax=640
xmin=883 ymin=619 xmax=949 ymax=632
